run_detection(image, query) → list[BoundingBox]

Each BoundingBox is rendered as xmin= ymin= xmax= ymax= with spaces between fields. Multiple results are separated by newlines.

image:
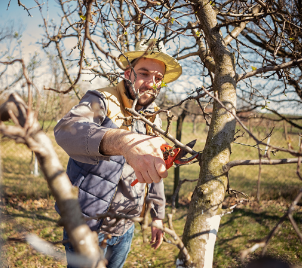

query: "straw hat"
xmin=119 ymin=39 xmax=182 ymax=83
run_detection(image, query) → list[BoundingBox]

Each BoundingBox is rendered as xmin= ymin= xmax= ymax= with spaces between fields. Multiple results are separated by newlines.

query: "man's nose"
xmin=145 ymin=76 xmax=156 ymax=88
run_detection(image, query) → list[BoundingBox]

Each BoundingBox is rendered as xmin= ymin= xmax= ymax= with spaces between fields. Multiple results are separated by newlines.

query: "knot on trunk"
xmin=195 ymin=186 xmax=204 ymax=198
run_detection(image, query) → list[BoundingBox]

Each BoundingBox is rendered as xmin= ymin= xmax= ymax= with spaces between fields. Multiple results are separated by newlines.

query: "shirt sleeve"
xmin=148 ymin=179 xmax=166 ymax=220
xmin=54 ymin=90 xmax=111 ymax=165
xmin=147 ymin=108 xmax=165 ymax=219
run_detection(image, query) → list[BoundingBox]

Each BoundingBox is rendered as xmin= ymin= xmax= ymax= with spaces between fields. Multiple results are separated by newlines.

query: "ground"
xmin=1 ymin=121 xmax=302 ymax=267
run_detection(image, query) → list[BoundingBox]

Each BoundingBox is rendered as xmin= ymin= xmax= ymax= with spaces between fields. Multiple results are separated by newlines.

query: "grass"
xmin=1 ymin=120 xmax=302 ymax=267
xmin=1 ymin=196 xmax=64 ymax=268
xmin=125 ymin=199 xmax=302 ymax=268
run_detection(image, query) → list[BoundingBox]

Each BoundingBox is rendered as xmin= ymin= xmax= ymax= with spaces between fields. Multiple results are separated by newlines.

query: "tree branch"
xmin=223 ymin=158 xmax=299 ymax=173
xmin=237 ymin=58 xmax=302 ymax=82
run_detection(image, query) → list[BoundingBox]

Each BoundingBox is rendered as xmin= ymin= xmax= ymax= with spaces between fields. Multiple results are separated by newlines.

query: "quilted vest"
xmin=66 ymin=116 xmax=125 ymax=231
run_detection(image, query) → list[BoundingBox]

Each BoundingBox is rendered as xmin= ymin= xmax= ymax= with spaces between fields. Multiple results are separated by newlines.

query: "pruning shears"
xmin=131 ymin=140 xmax=198 ymax=187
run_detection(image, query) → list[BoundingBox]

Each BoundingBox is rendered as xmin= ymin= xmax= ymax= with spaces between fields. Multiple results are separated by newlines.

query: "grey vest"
xmin=56 ymin=117 xmax=125 ymax=231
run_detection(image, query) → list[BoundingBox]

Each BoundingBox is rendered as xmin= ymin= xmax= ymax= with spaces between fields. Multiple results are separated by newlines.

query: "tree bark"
xmin=192 ymin=115 xmax=197 ymax=135
xmin=178 ymin=1 xmax=237 ymax=267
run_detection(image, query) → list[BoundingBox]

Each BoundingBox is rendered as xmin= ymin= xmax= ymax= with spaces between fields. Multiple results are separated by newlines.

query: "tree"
xmin=2 ymin=0 xmax=302 ymax=267
xmin=174 ymin=102 xmax=189 ymax=207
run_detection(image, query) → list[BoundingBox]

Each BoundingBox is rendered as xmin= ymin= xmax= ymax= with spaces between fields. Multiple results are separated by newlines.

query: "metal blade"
xmin=174 ymin=152 xmax=199 ymax=165
xmin=175 ymin=139 xmax=197 ymax=161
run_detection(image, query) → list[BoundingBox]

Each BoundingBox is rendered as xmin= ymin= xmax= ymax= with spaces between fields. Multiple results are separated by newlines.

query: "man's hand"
xmin=151 ymin=218 xmax=164 ymax=250
xmin=123 ymin=134 xmax=168 ymax=184
xmin=100 ymin=129 xmax=168 ymax=184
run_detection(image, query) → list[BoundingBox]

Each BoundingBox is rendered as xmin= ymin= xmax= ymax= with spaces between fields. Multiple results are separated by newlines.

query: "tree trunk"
xmin=178 ymin=1 xmax=237 ymax=267
xmin=284 ymin=120 xmax=288 ymax=140
xmin=174 ymin=107 xmax=188 ymax=207
xmin=192 ymin=115 xmax=197 ymax=135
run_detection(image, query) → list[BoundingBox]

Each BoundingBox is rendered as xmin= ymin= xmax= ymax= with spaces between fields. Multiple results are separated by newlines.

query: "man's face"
xmin=124 ymin=58 xmax=165 ymax=109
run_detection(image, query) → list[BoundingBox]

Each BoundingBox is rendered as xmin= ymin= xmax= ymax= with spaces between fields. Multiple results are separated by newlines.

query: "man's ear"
xmin=124 ymin=68 xmax=130 ymax=80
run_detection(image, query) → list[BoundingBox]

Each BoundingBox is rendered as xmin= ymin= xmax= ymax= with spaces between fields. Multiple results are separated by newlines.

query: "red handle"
xmin=131 ymin=179 xmax=138 ymax=186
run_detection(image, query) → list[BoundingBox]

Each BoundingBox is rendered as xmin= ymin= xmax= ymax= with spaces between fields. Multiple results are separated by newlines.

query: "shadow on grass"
xmin=219 ymin=208 xmax=288 ymax=228
xmin=217 ymin=234 xmax=246 ymax=245
xmin=1 ymin=190 xmax=57 ymax=225
xmin=4 ymin=211 xmax=57 ymax=223
xmin=1 ymin=187 xmax=52 ymax=201
xmin=228 ymin=172 xmax=302 ymax=201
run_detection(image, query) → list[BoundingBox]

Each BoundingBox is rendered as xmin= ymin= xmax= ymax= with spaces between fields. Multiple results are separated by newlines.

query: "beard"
xmin=125 ymin=80 xmax=160 ymax=108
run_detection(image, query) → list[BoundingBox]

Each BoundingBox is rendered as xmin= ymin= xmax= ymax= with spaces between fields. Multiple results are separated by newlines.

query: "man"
xmin=54 ymin=39 xmax=182 ymax=268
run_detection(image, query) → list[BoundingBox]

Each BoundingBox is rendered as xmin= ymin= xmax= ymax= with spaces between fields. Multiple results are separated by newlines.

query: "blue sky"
xmin=0 ymin=1 xmax=62 ymax=56
xmin=0 ymin=1 xmax=105 ymax=91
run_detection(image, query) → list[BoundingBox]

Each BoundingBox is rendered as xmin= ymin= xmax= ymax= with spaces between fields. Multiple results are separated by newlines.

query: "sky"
xmin=0 ymin=1 xmax=60 ymax=56
xmin=0 ymin=1 xmax=68 ymax=93
xmin=0 ymin=1 xmax=102 ymax=88
xmin=0 ymin=0 xmax=205 ymax=97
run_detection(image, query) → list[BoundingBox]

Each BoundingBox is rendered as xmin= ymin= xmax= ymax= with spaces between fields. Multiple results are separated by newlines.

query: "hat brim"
xmin=119 ymin=51 xmax=182 ymax=83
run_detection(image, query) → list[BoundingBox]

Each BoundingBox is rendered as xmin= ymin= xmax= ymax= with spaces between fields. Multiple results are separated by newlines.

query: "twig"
xmin=171 ymin=178 xmax=198 ymax=213
xmin=141 ymin=200 xmax=152 ymax=243
xmin=125 ymin=107 xmax=198 ymax=155
xmin=256 ymin=146 xmax=262 ymax=202
xmin=17 ymin=0 xmax=33 ymax=17
xmin=151 ymin=221 xmax=192 ymax=264
xmin=165 ymin=87 xmax=213 ymax=111
xmin=237 ymin=58 xmax=302 ymax=82
xmin=241 ymin=187 xmax=302 ymax=259
xmin=0 ymin=57 xmax=105 ymax=266
xmin=26 ymin=234 xmax=106 ymax=267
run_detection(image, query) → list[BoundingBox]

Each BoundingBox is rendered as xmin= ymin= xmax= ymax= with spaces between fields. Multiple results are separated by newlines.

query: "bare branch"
xmin=224 ymin=6 xmax=261 ymax=46
xmin=237 ymin=58 xmax=302 ymax=82
xmin=125 ymin=107 xmax=198 ymax=155
xmin=189 ymin=22 xmax=215 ymax=73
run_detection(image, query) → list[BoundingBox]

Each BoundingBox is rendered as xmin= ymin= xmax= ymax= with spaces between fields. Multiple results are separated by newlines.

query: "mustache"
xmin=138 ymin=85 xmax=161 ymax=92
xmin=124 ymin=80 xmax=161 ymax=100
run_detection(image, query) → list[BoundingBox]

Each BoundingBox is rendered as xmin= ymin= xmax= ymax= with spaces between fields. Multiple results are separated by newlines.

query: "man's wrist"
xmin=152 ymin=217 xmax=162 ymax=221
xmin=151 ymin=218 xmax=164 ymax=232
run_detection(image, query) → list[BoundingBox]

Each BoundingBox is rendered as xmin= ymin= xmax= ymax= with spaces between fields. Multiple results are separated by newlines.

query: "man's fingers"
xmin=151 ymin=241 xmax=159 ymax=249
xmin=152 ymin=241 xmax=160 ymax=250
xmin=155 ymin=159 xmax=168 ymax=178
xmin=158 ymin=232 xmax=163 ymax=247
xmin=146 ymin=163 xmax=162 ymax=183
xmin=141 ymin=170 xmax=153 ymax=184
xmin=135 ymin=169 xmax=154 ymax=184
xmin=124 ymin=134 xmax=169 ymax=185
xmin=151 ymin=231 xmax=163 ymax=249
xmin=151 ymin=233 xmax=156 ymax=243
xmin=135 ymin=171 xmax=144 ymax=183
xmin=150 ymin=236 xmax=158 ymax=248
xmin=135 ymin=157 xmax=164 ymax=184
